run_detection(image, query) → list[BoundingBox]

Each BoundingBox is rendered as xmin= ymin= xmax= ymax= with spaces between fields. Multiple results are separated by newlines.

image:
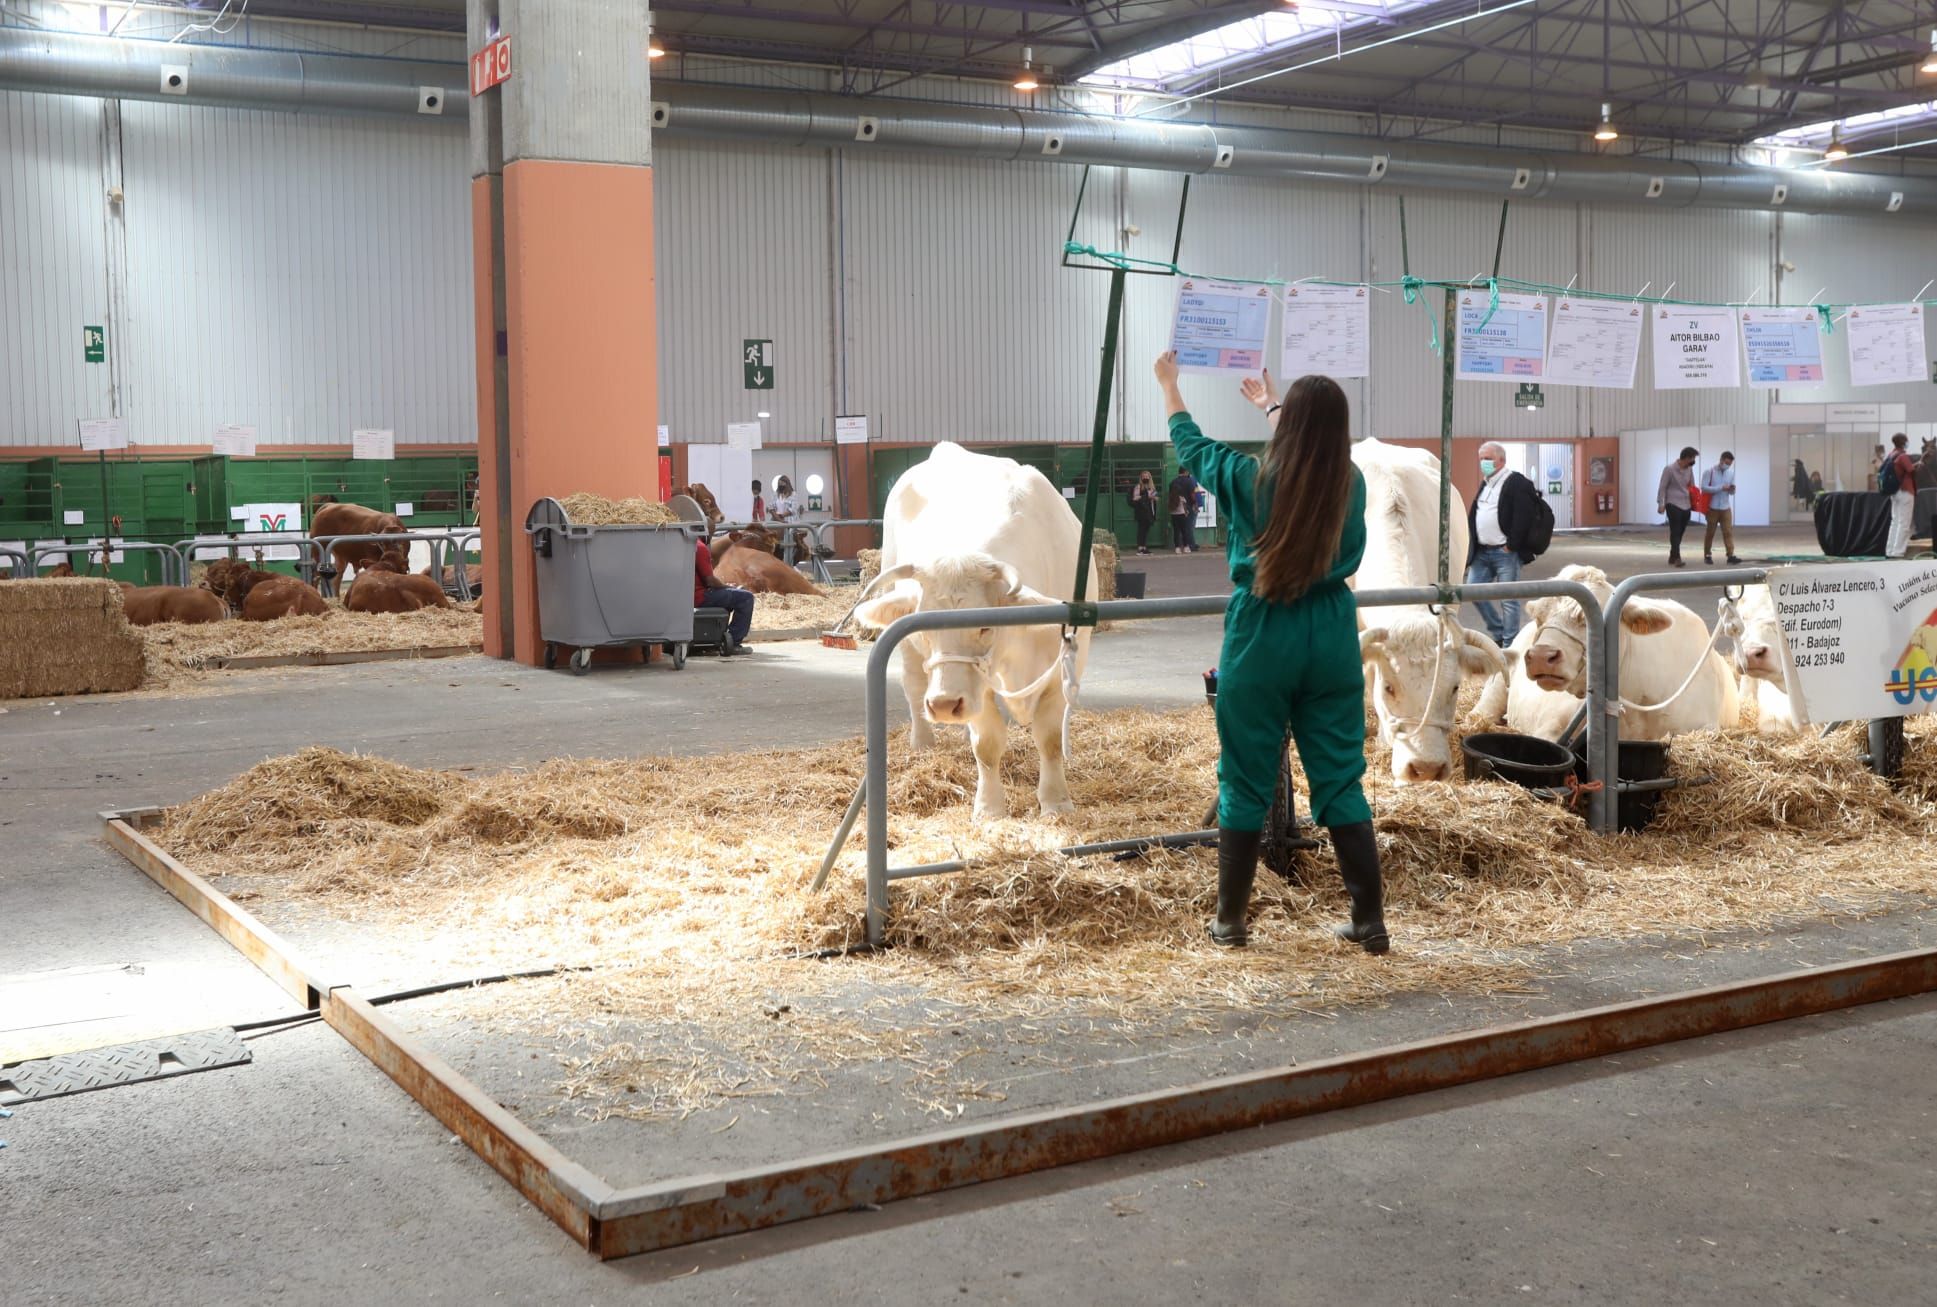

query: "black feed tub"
xmin=1461 ymin=732 xmax=1577 ymax=790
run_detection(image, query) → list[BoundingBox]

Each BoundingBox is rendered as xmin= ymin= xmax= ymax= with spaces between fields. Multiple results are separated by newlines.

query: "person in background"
xmin=1884 ymin=432 xmax=1918 ymax=559
xmin=751 ymin=480 xmax=766 ymax=524
xmin=1702 ymin=451 xmax=1740 ymax=566
xmin=694 ymin=537 xmax=754 ymax=654
xmin=1464 ymin=441 xmax=1540 ymax=647
xmin=1918 ymin=440 xmax=1937 ymax=492
xmin=1156 ymin=355 xmax=1386 ymax=953
xmin=1129 ymin=471 xmax=1160 ymax=555
xmin=1168 ymin=468 xmax=1199 ymax=553
xmin=1809 ymin=470 xmax=1825 ymax=502
xmin=769 ymin=476 xmax=801 ymax=562
xmin=1657 ymin=446 xmax=1698 ymax=568
xmin=1791 ymin=459 xmax=1811 ymax=509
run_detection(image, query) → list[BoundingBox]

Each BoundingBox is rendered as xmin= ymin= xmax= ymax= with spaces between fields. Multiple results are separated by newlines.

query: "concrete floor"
xmin=6 ymin=524 xmax=1932 ymax=1303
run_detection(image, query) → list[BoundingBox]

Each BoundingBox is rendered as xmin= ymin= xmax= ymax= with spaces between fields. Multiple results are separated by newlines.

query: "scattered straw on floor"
xmin=556 ymin=493 xmax=681 ymax=526
xmin=139 ymin=602 xmax=483 ymax=687
xmin=150 ymin=707 xmax=1937 ymax=1120
xmin=751 ymin=586 xmax=861 ymax=637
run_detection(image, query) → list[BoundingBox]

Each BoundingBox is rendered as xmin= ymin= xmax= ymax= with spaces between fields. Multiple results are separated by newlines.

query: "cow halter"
xmin=919 ymin=626 xmax=1084 ymax=741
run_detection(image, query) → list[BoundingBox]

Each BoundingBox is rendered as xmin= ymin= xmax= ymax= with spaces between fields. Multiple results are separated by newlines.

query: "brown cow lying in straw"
xmin=346 ymin=569 xmax=450 ymax=614
xmin=242 ymin=576 xmax=329 ymax=621
xmin=118 ymin=583 xmax=226 ymax=626
xmin=203 ymin=558 xmax=284 ymax=612
xmin=713 ymin=542 xmax=823 ymax=596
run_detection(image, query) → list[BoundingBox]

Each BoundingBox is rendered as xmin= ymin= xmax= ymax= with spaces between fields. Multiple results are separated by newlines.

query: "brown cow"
xmin=311 ymin=501 xmax=408 ymax=576
xmin=714 ymin=545 xmax=823 ymax=596
xmin=118 ymin=583 xmax=227 ymax=626
xmin=673 ymin=483 xmax=723 ymax=529
xmin=46 ymin=561 xmax=75 ymax=578
xmin=709 ymin=526 xmax=777 ymax=563
xmin=346 ymin=570 xmax=450 ymax=614
xmin=203 ymin=558 xmax=284 ymax=611
xmin=242 ymin=576 xmax=329 ymax=621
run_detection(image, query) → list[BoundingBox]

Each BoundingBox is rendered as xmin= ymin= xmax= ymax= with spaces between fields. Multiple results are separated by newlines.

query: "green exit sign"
xmin=1514 ymin=382 xmax=1544 ymax=410
xmin=743 ymin=339 xmax=774 ymax=390
xmin=84 ymin=325 xmax=105 ymax=364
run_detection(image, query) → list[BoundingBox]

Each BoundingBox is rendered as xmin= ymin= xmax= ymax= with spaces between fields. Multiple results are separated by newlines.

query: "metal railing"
xmin=32 ymin=540 xmax=187 ymax=586
xmin=805 ymin=519 xmax=883 ymax=585
xmin=832 ymin=577 xmax=1607 ymax=944
xmin=0 ymin=545 xmax=30 ymax=577
xmin=168 ymin=527 xmax=484 ymax=596
xmin=174 ymin=533 xmax=324 ymax=574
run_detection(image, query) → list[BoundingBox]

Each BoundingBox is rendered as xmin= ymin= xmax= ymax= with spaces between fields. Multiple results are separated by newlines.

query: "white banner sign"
xmin=212 ymin=424 xmax=258 ymax=457
xmin=1454 ymin=290 xmax=1547 ymax=383
xmin=209 ymin=502 xmax=306 ymax=561
xmin=1169 ymin=278 xmax=1272 ymax=373
xmin=657 ymin=425 xmax=671 ymax=448
xmin=1650 ymin=305 xmax=1742 ymax=389
xmin=835 ymin=415 xmax=869 ymax=445
xmin=725 ymin=421 xmax=763 ymax=451
xmin=1739 ymin=305 xmax=1825 ymax=388
xmin=352 ymin=428 xmax=395 ymax=460
xmin=1845 ymin=302 xmax=1928 ymax=388
xmin=1544 ymin=297 xmax=1643 ymax=389
xmin=1279 ymin=283 xmax=1370 ymax=379
xmin=78 ymin=417 xmax=128 ymax=451
xmin=1768 ymin=561 xmax=1937 ymax=724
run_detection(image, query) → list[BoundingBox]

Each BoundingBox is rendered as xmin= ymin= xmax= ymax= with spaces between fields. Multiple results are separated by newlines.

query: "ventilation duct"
xmin=2 ymin=28 xmax=1932 ymax=217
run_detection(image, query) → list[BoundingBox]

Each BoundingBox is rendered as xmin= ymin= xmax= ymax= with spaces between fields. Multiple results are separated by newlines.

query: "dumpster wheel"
xmin=569 ymin=648 xmax=592 ymax=676
xmin=664 ymin=641 xmax=688 ymax=670
xmin=543 ymin=642 xmax=558 ymax=670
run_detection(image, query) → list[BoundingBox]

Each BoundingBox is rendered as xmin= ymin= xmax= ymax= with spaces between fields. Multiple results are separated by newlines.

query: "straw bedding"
xmin=556 ymin=493 xmax=681 ymax=526
xmin=150 ymin=706 xmax=1937 ymax=1120
xmin=0 ymin=578 xmax=145 ymax=699
xmin=139 ymin=602 xmax=484 ymax=687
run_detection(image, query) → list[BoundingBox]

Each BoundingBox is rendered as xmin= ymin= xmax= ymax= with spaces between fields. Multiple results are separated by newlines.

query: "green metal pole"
xmin=97 ymin=449 xmax=111 ymax=577
xmin=1438 ymin=286 xmax=1457 ymax=594
xmin=1071 ymin=265 xmax=1126 ymax=616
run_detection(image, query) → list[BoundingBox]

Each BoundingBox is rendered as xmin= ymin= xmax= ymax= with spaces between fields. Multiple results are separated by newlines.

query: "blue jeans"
xmin=1464 ymin=545 xmax=1521 ymax=646
xmin=701 ymin=586 xmax=754 ymax=643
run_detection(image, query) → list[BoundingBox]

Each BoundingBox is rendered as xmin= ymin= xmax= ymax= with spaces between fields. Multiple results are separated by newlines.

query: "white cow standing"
xmin=853 ymin=443 xmax=1091 ymax=820
xmin=1353 ymin=439 xmax=1508 ymax=781
xmin=1734 ymin=584 xmax=1801 ymax=734
xmin=1517 ymin=564 xmax=1738 ymax=739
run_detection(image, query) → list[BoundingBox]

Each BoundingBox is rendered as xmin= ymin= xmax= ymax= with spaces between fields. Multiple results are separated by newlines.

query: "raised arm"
xmin=1154 ymin=351 xmax=1252 ymax=507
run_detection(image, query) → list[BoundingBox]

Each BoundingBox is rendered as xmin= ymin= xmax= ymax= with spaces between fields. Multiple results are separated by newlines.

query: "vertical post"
xmin=863 ymin=625 xmax=897 ymax=944
xmin=1437 ymin=287 xmax=1456 ymax=592
xmin=1072 ymin=266 xmax=1127 ymax=606
xmin=1491 ymin=198 xmax=1510 ymax=281
xmin=97 ymin=450 xmax=111 ymax=577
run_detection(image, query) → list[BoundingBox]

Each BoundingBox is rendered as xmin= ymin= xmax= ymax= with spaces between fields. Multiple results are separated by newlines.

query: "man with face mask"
xmin=1464 ymin=441 xmax=1540 ymax=647
xmin=1701 ymin=451 xmax=1740 ymax=565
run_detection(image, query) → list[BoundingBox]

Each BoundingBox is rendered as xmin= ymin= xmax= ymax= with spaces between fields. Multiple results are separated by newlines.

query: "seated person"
xmin=695 ymin=537 xmax=754 ymax=654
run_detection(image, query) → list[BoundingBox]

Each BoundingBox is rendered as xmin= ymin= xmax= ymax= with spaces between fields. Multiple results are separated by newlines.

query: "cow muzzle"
xmin=924 ymin=694 xmax=969 ymax=723
xmin=1739 ymin=642 xmax=1779 ymax=678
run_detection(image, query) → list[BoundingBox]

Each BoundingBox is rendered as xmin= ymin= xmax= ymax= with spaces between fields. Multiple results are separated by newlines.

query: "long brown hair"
xmin=1249 ymin=374 xmax=1353 ymax=603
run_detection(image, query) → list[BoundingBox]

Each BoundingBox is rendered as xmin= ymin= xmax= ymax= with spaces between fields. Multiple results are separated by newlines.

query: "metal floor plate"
xmin=0 ymin=1026 xmax=250 ymax=1103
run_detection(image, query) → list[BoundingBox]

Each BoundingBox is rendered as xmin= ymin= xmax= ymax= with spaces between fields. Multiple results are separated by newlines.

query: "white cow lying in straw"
xmin=1734 ymin=584 xmax=1800 ymax=734
xmin=1352 ymin=439 xmax=1507 ymax=781
xmin=1506 ymin=563 xmax=1738 ymax=740
xmin=1475 ymin=623 xmax=1588 ymax=742
xmin=854 ymin=442 xmax=1091 ymax=820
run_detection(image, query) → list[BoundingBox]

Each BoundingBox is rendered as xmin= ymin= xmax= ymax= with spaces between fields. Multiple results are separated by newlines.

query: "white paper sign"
xmin=1826 ymin=403 xmax=1882 ymax=423
xmin=62 ymin=510 xmax=84 ymax=526
xmin=1739 ymin=306 xmax=1825 ymax=388
xmin=1544 ymin=298 xmax=1643 ymax=388
xmin=1278 ymin=283 xmax=1370 ymax=379
xmin=1845 ymin=302 xmax=1929 ymax=388
xmin=1169 ymin=278 xmax=1272 ymax=373
xmin=1650 ymin=305 xmax=1742 ymax=389
xmin=223 ymin=502 xmax=306 ymax=561
xmin=1766 ymin=561 xmax=1937 ymax=725
xmin=725 ymin=421 xmax=763 ymax=451
xmin=1455 ymin=291 xmax=1547 ymax=382
xmin=78 ymin=418 xmax=128 ymax=451
xmin=212 ymin=424 xmax=258 ymax=457
xmin=352 ymin=428 xmax=395 ymax=460
xmin=395 ymin=502 xmax=415 ymax=517
xmin=835 ymin=415 xmax=869 ymax=446
xmin=657 ymin=425 xmax=671 ymax=448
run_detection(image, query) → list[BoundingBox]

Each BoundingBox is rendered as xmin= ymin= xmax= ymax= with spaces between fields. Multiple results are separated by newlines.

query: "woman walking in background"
xmin=1657 ymin=446 xmax=1698 ymax=567
xmin=1129 ymin=471 xmax=1160 ymax=554
xmin=1167 ymin=468 xmax=1199 ymax=553
xmin=1154 ymin=353 xmax=1386 ymax=954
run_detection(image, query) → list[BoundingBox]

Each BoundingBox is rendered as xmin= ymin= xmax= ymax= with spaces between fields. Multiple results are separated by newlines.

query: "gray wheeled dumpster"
xmin=524 ymin=496 xmax=700 ymax=674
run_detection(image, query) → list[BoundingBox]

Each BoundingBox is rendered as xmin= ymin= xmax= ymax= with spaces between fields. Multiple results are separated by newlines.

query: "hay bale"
xmin=0 ymin=578 xmax=145 ymax=699
xmin=858 ymin=548 xmax=881 ymax=585
xmin=556 ymin=493 xmax=678 ymax=526
xmin=1092 ymin=543 xmax=1117 ymax=602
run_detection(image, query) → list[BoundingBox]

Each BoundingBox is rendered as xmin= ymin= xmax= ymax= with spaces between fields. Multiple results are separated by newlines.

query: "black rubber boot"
xmin=1210 ymin=827 xmax=1262 ymax=947
xmin=1328 ymin=821 xmax=1390 ymax=955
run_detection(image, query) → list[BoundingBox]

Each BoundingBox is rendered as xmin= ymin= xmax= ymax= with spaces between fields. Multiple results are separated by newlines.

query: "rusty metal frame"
xmin=101 ymin=807 xmax=1937 ymax=1261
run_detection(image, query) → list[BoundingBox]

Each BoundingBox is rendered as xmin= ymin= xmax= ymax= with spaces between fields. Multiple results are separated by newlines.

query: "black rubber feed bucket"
xmin=1574 ymin=739 xmax=1671 ymax=833
xmin=1461 ymin=732 xmax=1577 ymax=790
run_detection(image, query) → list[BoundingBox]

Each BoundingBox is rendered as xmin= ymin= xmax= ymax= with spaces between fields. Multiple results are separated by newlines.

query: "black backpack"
xmin=1524 ymin=485 xmax=1556 ymax=558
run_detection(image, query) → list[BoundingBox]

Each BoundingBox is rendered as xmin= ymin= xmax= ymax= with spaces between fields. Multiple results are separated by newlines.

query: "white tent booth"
xmin=1618 ymin=404 xmax=1925 ymax=526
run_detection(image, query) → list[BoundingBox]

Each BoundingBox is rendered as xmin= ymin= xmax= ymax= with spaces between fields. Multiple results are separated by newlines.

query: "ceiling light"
xmin=756 ymin=411 xmax=771 ymax=419
xmin=1922 ymin=30 xmax=1937 ymax=76
xmin=1014 ymin=46 xmax=1040 ymax=92
xmin=1824 ymin=127 xmax=1848 ymax=161
xmin=1593 ymin=102 xmax=1618 ymax=142
xmin=648 ymin=28 xmax=666 ymax=59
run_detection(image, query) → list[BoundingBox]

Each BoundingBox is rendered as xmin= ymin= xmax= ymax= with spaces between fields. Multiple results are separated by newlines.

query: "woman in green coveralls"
xmin=1153 ymin=352 xmax=1388 ymax=953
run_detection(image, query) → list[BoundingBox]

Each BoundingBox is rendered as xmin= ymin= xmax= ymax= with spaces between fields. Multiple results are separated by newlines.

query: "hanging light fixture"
xmin=1013 ymin=45 xmax=1040 ymax=92
xmin=1823 ymin=126 xmax=1849 ymax=161
xmin=1921 ymin=29 xmax=1937 ymax=75
xmin=1593 ymin=102 xmax=1619 ymax=142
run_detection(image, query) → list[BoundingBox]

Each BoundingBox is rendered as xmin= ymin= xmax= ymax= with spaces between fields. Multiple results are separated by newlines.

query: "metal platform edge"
xmin=98 ymin=809 xmax=1937 ymax=1263
xmin=205 ymin=644 xmax=482 ymax=671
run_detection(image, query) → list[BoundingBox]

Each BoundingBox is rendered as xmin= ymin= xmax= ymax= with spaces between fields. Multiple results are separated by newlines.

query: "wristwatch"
xmin=1265 ymin=403 xmax=1282 ymax=419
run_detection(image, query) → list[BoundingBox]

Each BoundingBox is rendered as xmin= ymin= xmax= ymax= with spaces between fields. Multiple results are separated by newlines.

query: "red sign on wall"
xmin=470 ymin=36 xmax=512 ymax=96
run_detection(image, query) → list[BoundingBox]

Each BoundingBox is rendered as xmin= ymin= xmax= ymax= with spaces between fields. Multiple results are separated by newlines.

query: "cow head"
xmin=1732 ymin=586 xmax=1783 ymax=682
xmin=1360 ymin=617 xmax=1507 ymax=782
xmin=726 ymin=527 xmax=778 ymax=555
xmin=676 ymin=483 xmax=724 ymax=529
xmin=1521 ymin=564 xmax=1674 ymax=695
xmin=852 ymin=554 xmax=1059 ymax=725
